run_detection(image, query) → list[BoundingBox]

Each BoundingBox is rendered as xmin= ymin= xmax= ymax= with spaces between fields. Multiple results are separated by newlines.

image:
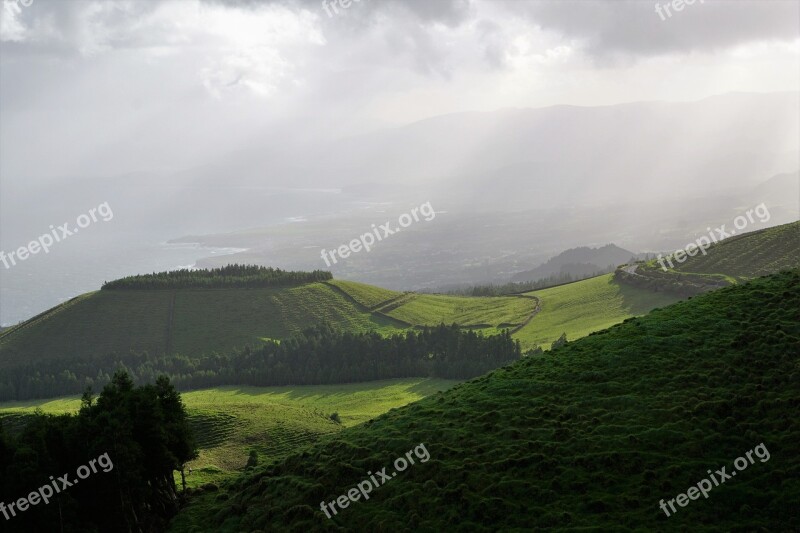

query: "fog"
xmin=1 ymin=0 xmax=798 ymax=325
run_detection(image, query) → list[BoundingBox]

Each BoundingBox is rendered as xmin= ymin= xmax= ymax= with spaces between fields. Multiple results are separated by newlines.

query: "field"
xmin=513 ymin=273 xmax=681 ymax=349
xmin=328 ymin=280 xmax=537 ymax=334
xmin=0 ymin=378 xmax=458 ymax=488
xmin=169 ymin=270 xmax=800 ymax=532
xmin=0 ymin=280 xmax=536 ymax=372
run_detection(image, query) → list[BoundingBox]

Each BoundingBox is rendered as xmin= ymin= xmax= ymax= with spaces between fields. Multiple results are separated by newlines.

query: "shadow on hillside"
xmin=613 ymin=276 xmax=684 ymax=315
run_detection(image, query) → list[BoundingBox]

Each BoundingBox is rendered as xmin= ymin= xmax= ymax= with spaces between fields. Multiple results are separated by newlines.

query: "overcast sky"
xmin=1 ymin=0 xmax=798 ymax=182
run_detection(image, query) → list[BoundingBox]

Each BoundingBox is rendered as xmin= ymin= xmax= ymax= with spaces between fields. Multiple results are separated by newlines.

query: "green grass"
xmin=170 ymin=285 xmax=403 ymax=356
xmin=670 ymin=221 xmax=800 ymax=279
xmin=636 ymin=220 xmax=800 ymax=285
xmin=0 ymin=279 xmax=536 ymax=374
xmin=0 ymin=378 xmax=458 ymax=489
xmin=0 ymin=283 xmax=408 ymax=370
xmin=381 ymin=294 xmax=534 ymax=334
xmin=513 ymin=273 xmax=680 ymax=349
xmin=325 ymin=280 xmax=402 ymax=309
xmin=169 ymin=270 xmax=800 ymax=532
xmin=0 ymin=290 xmax=173 ymax=366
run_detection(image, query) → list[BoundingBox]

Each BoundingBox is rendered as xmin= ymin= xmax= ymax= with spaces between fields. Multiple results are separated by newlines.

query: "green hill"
xmin=0 ymin=280 xmax=536 ymax=370
xmin=0 ymin=284 xmax=402 ymax=369
xmin=0 ymin=267 xmax=687 ymax=400
xmin=669 ymin=220 xmax=800 ymax=279
xmin=0 ymin=273 xmax=541 ymax=401
xmin=169 ymin=270 xmax=800 ymax=532
xmin=617 ymin=220 xmax=800 ymax=295
xmin=0 ymin=378 xmax=457 ymax=489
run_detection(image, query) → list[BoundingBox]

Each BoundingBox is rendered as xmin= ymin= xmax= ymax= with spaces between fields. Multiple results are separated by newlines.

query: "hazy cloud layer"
xmin=1 ymin=0 xmax=797 ymax=183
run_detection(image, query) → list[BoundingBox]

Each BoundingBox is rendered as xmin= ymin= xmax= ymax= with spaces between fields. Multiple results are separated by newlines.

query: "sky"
xmin=0 ymin=0 xmax=798 ymax=183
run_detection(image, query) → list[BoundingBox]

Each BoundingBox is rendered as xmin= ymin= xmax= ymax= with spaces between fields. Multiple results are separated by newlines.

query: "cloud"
xmin=201 ymin=0 xmax=472 ymax=27
xmin=499 ymin=0 xmax=799 ymax=59
xmin=1 ymin=0 xmax=798 ymax=185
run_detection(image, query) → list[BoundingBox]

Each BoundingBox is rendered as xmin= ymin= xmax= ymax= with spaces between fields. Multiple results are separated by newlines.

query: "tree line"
xmin=0 ymin=372 xmax=196 ymax=532
xmin=101 ymin=264 xmax=332 ymax=290
xmin=0 ymin=324 xmax=521 ymax=401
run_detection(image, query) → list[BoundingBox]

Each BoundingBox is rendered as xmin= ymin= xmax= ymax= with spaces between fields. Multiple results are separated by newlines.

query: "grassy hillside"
xmin=670 ymin=220 xmax=799 ymax=279
xmin=513 ymin=273 xmax=680 ymax=348
xmin=0 ymin=284 xmax=403 ymax=369
xmin=0 ymin=279 xmax=535 ymax=373
xmin=328 ymin=280 xmax=536 ymax=334
xmin=0 ymin=378 xmax=458 ymax=488
xmin=620 ymin=221 xmax=800 ymax=295
xmin=170 ymin=270 xmax=800 ymax=531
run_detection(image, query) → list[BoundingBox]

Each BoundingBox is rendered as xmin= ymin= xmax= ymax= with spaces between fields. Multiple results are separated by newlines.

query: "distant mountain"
xmin=511 ymin=244 xmax=635 ymax=283
xmin=749 ymin=171 xmax=800 ymax=213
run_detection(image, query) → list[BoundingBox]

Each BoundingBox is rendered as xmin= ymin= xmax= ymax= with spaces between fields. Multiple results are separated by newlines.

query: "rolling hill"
xmin=169 ymin=269 xmax=800 ymax=532
xmin=0 ymin=280 xmax=535 ymax=372
xmin=617 ymin=220 xmax=800 ymax=295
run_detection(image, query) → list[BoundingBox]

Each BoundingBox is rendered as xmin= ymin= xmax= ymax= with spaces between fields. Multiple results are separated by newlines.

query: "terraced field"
xmin=330 ymin=279 xmax=536 ymax=334
xmin=325 ymin=280 xmax=402 ymax=309
xmin=0 ymin=378 xmax=457 ymax=487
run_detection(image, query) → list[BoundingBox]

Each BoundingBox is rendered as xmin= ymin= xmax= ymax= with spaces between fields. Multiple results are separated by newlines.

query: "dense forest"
xmin=101 ymin=264 xmax=332 ymax=290
xmin=0 ymin=325 xmax=521 ymax=401
xmin=0 ymin=373 xmax=196 ymax=532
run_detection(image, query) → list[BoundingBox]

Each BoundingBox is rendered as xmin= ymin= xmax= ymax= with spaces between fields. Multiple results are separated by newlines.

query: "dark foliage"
xmin=0 ymin=325 xmax=521 ymax=401
xmin=101 ymin=264 xmax=332 ymax=290
xmin=0 ymin=373 xmax=196 ymax=532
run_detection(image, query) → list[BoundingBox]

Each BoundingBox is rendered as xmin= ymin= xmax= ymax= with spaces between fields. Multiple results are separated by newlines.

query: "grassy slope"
xmin=0 ymin=281 xmax=535 ymax=369
xmin=636 ymin=220 xmax=800 ymax=284
xmin=330 ymin=280 xmax=536 ymax=334
xmin=171 ymin=270 xmax=800 ymax=532
xmin=384 ymin=294 xmax=534 ymax=331
xmin=671 ymin=220 xmax=800 ymax=279
xmin=0 ymin=378 xmax=458 ymax=489
xmin=513 ymin=273 xmax=680 ymax=349
xmin=325 ymin=280 xmax=401 ymax=309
